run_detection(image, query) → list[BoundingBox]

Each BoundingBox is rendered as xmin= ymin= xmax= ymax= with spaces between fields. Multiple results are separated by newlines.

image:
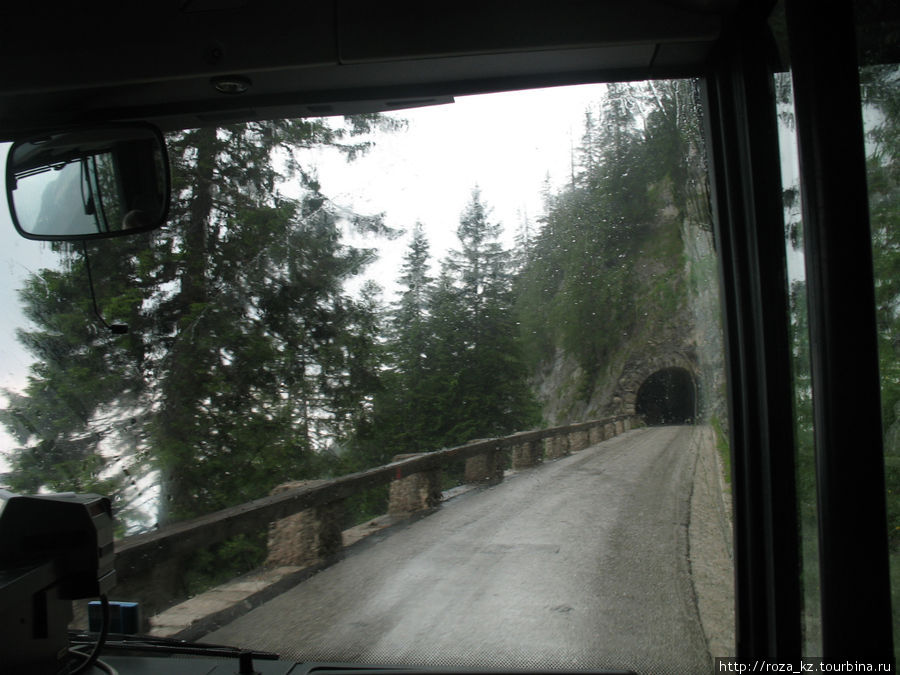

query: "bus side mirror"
xmin=6 ymin=123 xmax=170 ymax=241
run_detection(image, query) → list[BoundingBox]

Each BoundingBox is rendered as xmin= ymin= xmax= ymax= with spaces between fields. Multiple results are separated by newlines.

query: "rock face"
xmin=532 ymin=214 xmax=725 ymax=427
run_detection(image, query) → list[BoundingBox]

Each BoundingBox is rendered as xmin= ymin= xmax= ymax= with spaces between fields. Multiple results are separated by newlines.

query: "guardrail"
xmin=112 ymin=414 xmax=640 ymax=619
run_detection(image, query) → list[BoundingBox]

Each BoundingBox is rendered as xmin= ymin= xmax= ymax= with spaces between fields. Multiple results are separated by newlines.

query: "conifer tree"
xmin=1 ymin=116 xmax=398 ymax=528
xmin=355 ymin=192 xmax=539 ymax=463
xmin=437 ymin=189 xmax=539 ymax=443
xmin=361 ymin=224 xmax=437 ymax=461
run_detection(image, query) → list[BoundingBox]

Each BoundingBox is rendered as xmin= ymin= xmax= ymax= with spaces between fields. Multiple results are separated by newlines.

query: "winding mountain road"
xmin=204 ymin=426 xmax=713 ymax=673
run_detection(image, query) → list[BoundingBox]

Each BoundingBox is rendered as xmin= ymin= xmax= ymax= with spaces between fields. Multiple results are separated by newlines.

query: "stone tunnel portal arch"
xmin=635 ymin=367 xmax=697 ymax=425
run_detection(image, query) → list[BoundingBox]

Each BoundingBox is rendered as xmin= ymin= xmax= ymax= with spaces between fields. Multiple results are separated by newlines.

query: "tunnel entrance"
xmin=635 ymin=367 xmax=696 ymax=425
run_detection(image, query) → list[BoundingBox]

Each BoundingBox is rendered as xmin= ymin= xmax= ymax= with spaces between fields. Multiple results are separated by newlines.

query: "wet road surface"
xmin=204 ymin=426 xmax=711 ymax=673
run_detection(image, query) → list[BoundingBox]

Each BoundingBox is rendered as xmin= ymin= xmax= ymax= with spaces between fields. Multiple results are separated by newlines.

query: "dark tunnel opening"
xmin=635 ymin=367 xmax=696 ymax=425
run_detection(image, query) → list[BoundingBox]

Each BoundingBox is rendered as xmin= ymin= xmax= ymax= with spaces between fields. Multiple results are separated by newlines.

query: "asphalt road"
xmin=204 ymin=426 xmax=711 ymax=674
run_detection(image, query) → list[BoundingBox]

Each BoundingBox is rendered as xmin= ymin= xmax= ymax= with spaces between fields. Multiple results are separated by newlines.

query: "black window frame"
xmin=703 ymin=0 xmax=894 ymax=663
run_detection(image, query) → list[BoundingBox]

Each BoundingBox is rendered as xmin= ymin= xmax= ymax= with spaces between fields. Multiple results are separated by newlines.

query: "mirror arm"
xmin=82 ymin=241 xmax=128 ymax=335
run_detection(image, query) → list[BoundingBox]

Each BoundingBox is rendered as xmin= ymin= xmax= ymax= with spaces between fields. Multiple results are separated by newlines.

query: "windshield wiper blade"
xmin=68 ymin=631 xmax=279 ymax=660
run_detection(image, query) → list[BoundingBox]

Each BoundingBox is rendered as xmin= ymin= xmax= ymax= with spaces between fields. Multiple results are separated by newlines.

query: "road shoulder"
xmin=688 ymin=425 xmax=735 ymax=660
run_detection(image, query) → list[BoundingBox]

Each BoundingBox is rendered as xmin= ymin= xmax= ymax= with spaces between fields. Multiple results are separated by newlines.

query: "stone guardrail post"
xmin=464 ymin=442 xmax=504 ymax=484
xmin=589 ymin=423 xmax=606 ymax=445
xmin=568 ymin=428 xmax=590 ymax=452
xmin=266 ymin=480 xmax=344 ymax=567
xmin=511 ymin=440 xmax=541 ymax=469
xmin=388 ymin=453 xmax=442 ymax=517
xmin=544 ymin=433 xmax=569 ymax=460
xmin=615 ymin=419 xmax=625 ymax=435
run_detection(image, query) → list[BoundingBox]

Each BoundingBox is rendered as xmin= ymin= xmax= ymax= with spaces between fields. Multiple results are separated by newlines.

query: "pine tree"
xmin=354 ymin=224 xmax=436 ymax=462
xmin=1 ymin=116 xmax=398 ymax=528
xmin=438 ymin=189 xmax=539 ymax=443
xmin=354 ymin=192 xmax=539 ymax=465
xmin=393 ymin=223 xmax=433 ymax=381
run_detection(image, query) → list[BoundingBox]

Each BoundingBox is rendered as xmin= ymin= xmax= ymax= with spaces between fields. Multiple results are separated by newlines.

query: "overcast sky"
xmin=307 ymin=83 xmax=608 ymax=296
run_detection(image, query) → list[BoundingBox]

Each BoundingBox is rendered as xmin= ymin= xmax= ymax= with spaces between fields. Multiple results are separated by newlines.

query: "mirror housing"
xmin=6 ymin=124 xmax=170 ymax=241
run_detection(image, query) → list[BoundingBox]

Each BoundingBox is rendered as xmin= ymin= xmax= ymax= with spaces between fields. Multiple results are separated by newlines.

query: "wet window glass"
xmin=0 ymin=81 xmax=733 ymax=671
xmin=854 ymin=0 xmax=900 ymax=658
